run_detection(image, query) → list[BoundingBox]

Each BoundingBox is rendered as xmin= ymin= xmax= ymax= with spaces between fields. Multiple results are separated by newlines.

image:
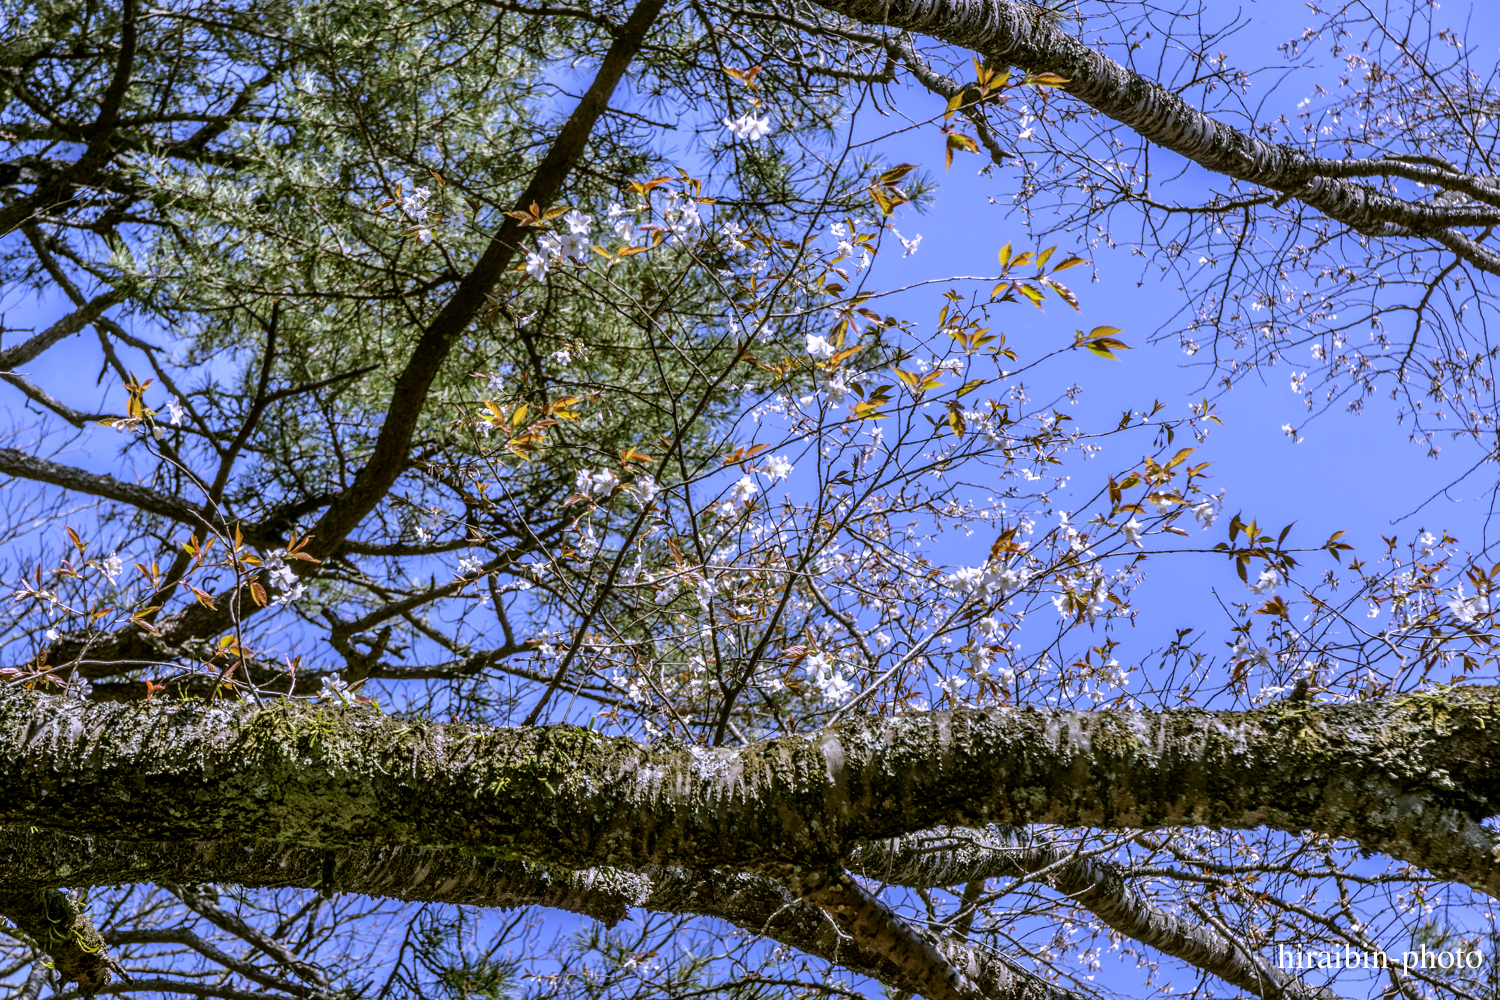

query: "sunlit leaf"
xmin=944 ymin=91 xmax=966 ymax=122
xmin=944 ymin=132 xmax=979 ymax=169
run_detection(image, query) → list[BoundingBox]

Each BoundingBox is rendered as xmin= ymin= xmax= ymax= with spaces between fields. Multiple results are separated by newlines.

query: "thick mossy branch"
xmin=2 ymin=688 xmax=1498 ymax=893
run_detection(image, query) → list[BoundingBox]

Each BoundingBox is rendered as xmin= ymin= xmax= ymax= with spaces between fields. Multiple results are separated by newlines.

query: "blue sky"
xmin=801 ymin=0 xmax=1500 ymax=699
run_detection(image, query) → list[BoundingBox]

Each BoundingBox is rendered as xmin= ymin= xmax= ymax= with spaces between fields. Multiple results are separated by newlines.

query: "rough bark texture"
xmin=812 ymin=0 xmax=1500 ymax=267
xmin=0 ymin=830 xmax=1081 ymax=1000
xmin=0 ymin=889 xmax=112 ymax=997
xmin=3 ymin=687 xmax=1497 ymax=891
xmin=795 ymin=868 xmax=981 ymax=1000
xmin=0 ymin=830 xmax=649 ymax=926
xmin=656 ymin=867 xmax=1075 ymax=1000
xmin=852 ymin=828 xmax=1331 ymax=1000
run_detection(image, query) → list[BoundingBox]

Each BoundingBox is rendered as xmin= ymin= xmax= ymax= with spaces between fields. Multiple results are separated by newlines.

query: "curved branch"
xmin=0 ymin=373 xmax=116 ymax=428
xmin=812 ymin=0 xmax=1500 ymax=270
xmin=0 ymin=447 xmax=288 ymax=553
xmin=0 ymin=447 xmax=210 ymax=527
xmin=1 ymin=830 xmax=1082 ymax=1000
xmin=851 ymin=828 xmax=1332 ymax=1000
xmin=0 ymin=290 xmax=124 ymax=371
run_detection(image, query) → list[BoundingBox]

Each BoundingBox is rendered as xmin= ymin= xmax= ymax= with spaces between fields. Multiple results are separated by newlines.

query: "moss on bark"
xmin=2 ymin=688 xmax=1497 ymax=894
xmin=0 ymin=889 xmax=111 ymax=997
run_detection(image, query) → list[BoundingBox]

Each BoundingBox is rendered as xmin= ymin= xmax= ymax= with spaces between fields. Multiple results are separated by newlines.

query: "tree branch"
xmin=0 ymin=0 xmax=139 ymax=236
xmin=74 ymin=0 xmax=670 ymax=665
xmin=811 ymin=0 xmax=1500 ymax=270
xmin=851 ymin=827 xmax=1332 ymax=1000
xmin=3 ymin=688 xmax=1499 ymax=896
xmin=0 ymin=372 xmax=115 ymax=428
xmin=0 ymin=889 xmax=115 ymax=998
xmin=0 ymin=447 xmax=209 ymax=527
xmin=0 ymin=290 xmax=124 ymax=372
xmin=0 ymin=830 xmax=1082 ymax=1000
xmin=304 ymin=0 xmax=667 ymax=559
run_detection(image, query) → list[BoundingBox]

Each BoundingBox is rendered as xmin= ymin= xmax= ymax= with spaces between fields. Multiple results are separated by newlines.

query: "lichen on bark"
xmin=0 ymin=888 xmax=112 ymax=997
xmin=3 ymin=686 xmax=1499 ymax=892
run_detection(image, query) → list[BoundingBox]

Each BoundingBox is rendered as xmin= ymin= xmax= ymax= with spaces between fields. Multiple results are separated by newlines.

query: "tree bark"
xmin=0 ymin=889 xmax=112 ymax=998
xmin=3 ymin=687 xmax=1497 ymax=891
xmin=0 ymin=829 xmax=1082 ymax=1000
xmin=851 ymin=827 xmax=1331 ymax=1000
xmin=812 ymin=0 xmax=1500 ymax=271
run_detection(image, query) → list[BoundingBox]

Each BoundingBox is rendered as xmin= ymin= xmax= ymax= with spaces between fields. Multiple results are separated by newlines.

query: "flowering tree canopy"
xmin=2 ymin=0 xmax=1499 ymax=999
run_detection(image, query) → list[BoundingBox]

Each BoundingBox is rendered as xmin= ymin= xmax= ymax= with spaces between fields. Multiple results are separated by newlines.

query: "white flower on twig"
xmin=556 ymin=231 xmax=591 ymax=263
xmin=730 ymin=475 xmax=758 ymax=503
xmin=945 ymin=564 xmax=1024 ymax=600
xmin=629 ymin=474 xmax=660 ymax=505
xmin=576 ymin=468 xmax=620 ymax=498
xmin=805 ymin=653 xmax=853 ymax=702
xmin=607 ymin=202 xmax=636 ymax=242
xmin=824 ymin=372 xmax=855 ymax=403
xmin=805 ymin=334 xmax=836 ymax=360
xmin=723 ymin=113 xmax=771 ymax=142
xmin=401 ymin=185 xmax=431 ymax=220
xmin=318 ymin=672 xmax=350 ymax=703
xmin=763 ymin=455 xmax=793 ymax=482
xmin=1247 ymin=567 xmax=1283 ymax=595
xmin=1449 ymin=587 xmax=1490 ymax=623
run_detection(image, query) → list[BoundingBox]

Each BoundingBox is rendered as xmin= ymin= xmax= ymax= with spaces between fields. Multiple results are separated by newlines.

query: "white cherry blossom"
xmin=723 ymin=112 xmax=771 ymax=142
xmin=730 ymin=474 xmax=758 ymax=503
xmin=763 ymin=455 xmax=793 ymax=482
xmin=805 ymin=334 xmax=836 ymax=359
